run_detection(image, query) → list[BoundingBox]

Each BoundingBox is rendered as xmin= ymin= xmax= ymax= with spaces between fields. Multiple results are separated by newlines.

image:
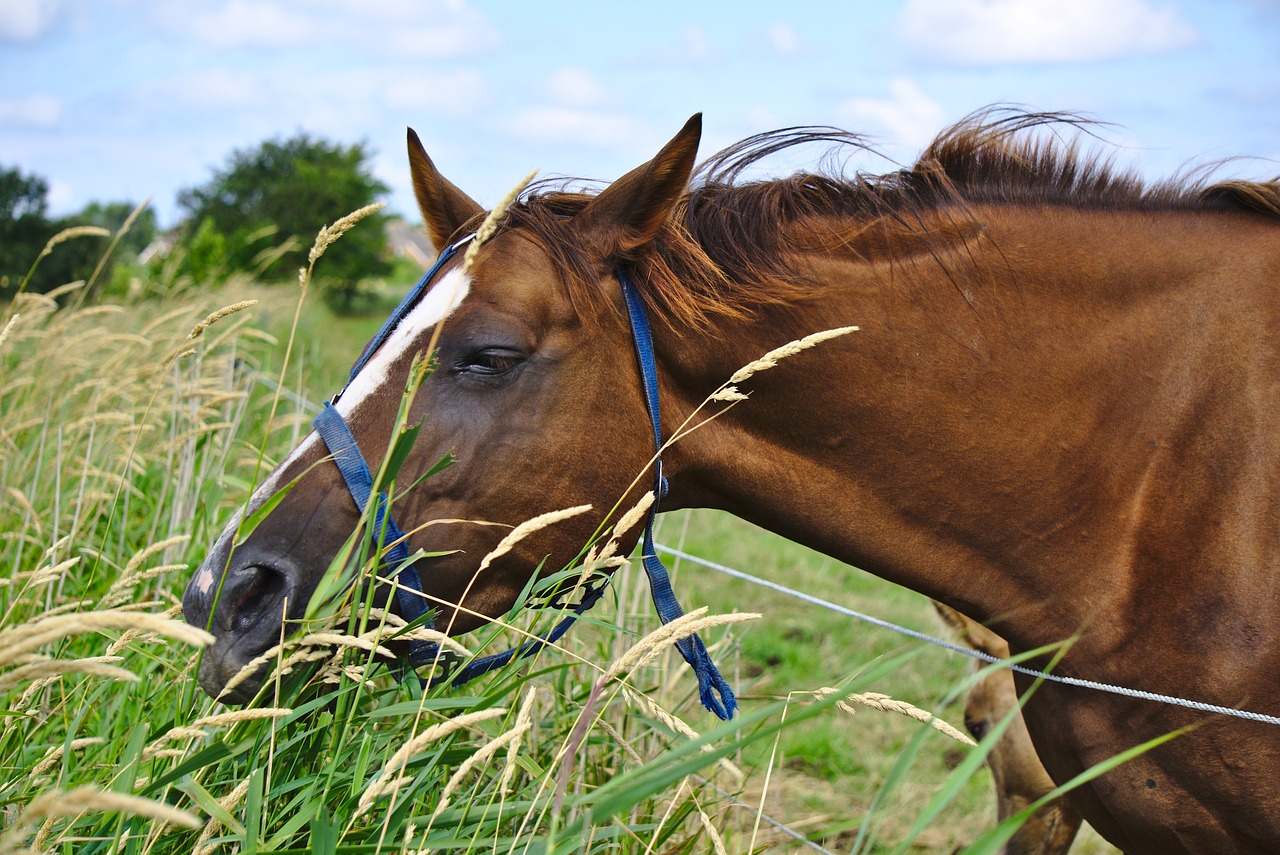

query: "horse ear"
xmin=407 ymin=128 xmax=485 ymax=251
xmin=575 ymin=113 xmax=702 ymax=260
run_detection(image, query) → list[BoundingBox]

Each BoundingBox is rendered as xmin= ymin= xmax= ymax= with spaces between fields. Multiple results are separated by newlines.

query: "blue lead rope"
xmin=619 ymin=268 xmax=737 ymax=720
xmin=312 ymin=241 xmax=736 ymax=718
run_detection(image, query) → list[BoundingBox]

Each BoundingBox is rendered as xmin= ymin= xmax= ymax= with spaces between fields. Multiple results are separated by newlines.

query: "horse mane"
xmin=500 ymin=107 xmax=1280 ymax=331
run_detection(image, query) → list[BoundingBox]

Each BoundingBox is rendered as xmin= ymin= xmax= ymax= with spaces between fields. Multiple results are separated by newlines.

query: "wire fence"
xmin=655 ymin=543 xmax=1280 ymax=727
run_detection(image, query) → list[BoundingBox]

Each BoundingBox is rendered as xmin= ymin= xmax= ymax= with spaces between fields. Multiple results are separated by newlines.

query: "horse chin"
xmin=195 ymin=634 xmax=273 ymax=705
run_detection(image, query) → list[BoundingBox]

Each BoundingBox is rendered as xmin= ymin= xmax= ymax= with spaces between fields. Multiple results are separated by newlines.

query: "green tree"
xmin=41 ymin=201 xmax=158 ymax=301
xmin=0 ymin=165 xmax=52 ymax=295
xmin=0 ymin=167 xmax=153 ymax=299
xmin=176 ymin=134 xmax=392 ymax=297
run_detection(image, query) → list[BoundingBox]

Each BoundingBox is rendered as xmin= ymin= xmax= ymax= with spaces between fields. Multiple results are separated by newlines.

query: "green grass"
xmin=0 ymin=221 xmax=1121 ymax=853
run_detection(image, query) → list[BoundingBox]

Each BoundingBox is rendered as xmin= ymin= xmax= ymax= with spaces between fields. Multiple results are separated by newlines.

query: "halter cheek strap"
xmin=313 ymin=236 xmax=471 ymax=668
xmin=312 ymin=240 xmax=737 ymax=719
xmin=313 ymin=403 xmax=433 ymax=662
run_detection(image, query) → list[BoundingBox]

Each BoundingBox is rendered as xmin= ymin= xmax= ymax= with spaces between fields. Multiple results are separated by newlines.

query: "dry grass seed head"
xmin=0 ymin=609 xmax=214 ymax=669
xmin=600 ymin=607 xmax=760 ymax=685
xmin=815 ymin=687 xmax=976 ymax=747
xmin=474 ymin=504 xmax=592 ymax=575
xmin=462 ymin=170 xmax=539 ymax=275
xmin=11 ymin=785 xmax=199 ymax=841
xmin=187 ymin=300 xmax=259 ymax=341
xmin=144 ymin=708 xmax=294 ymax=758
xmin=220 ymin=639 xmax=294 ymax=699
xmin=357 ymin=708 xmax=507 ymax=817
xmin=578 ymin=491 xmax=654 ymax=574
xmin=0 ymin=657 xmax=136 ymax=694
xmin=726 ymin=325 xmax=860 ymax=386
xmin=499 ymin=686 xmax=539 ymax=793
xmin=620 ymin=686 xmax=746 ymax=781
xmin=297 ymin=630 xmax=396 ymax=661
xmin=0 ymin=313 xmax=19 ymax=352
xmin=30 ymin=738 xmax=106 ymax=777
xmin=36 ymin=226 xmax=111 ymax=262
xmin=123 ymin=535 xmax=190 ymax=575
xmin=192 ymin=776 xmax=251 ymax=855
xmin=308 ymin=202 xmax=386 ymax=264
xmin=697 ymin=803 xmax=731 ymax=855
xmin=430 ymin=727 xmax=524 ymax=821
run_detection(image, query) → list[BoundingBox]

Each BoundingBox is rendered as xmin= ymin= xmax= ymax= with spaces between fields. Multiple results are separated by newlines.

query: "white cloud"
xmin=766 ymin=22 xmax=801 ymax=57
xmin=502 ymin=107 xmax=640 ymax=147
xmin=153 ymin=0 xmax=498 ymax=56
xmin=46 ymin=178 xmax=74 ymax=211
xmin=546 ymin=67 xmax=610 ymax=109
xmin=902 ymin=0 xmax=1199 ymax=64
xmin=838 ymin=78 xmax=946 ymax=152
xmin=185 ymin=1 xmax=316 ymax=48
xmin=745 ymin=104 xmax=785 ymax=130
xmin=0 ymin=93 xmax=63 ymax=127
xmin=0 ymin=0 xmax=61 ymax=42
xmin=382 ymin=70 xmax=488 ymax=115
xmin=379 ymin=17 xmax=499 ymax=59
xmin=139 ymin=68 xmax=268 ymax=112
xmin=682 ymin=26 xmax=717 ymax=63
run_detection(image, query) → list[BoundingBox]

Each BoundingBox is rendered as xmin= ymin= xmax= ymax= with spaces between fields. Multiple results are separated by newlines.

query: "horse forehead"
xmin=467 ymin=233 xmax=578 ymax=319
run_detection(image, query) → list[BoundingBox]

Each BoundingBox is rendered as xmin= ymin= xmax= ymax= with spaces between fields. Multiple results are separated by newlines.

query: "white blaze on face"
xmin=201 ymin=265 xmax=474 ymax=565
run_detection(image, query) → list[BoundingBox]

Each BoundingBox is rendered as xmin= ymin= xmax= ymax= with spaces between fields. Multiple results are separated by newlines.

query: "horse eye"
xmin=965 ymin=718 xmax=990 ymax=741
xmin=458 ymin=348 xmax=524 ymax=376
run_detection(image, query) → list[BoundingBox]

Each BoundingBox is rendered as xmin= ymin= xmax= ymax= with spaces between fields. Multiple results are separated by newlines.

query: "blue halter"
xmin=312 ymin=238 xmax=736 ymax=719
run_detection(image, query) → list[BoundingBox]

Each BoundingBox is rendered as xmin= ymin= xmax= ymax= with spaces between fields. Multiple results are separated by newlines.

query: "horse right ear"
xmin=407 ymin=128 xmax=485 ymax=251
xmin=574 ymin=113 xmax=703 ymax=261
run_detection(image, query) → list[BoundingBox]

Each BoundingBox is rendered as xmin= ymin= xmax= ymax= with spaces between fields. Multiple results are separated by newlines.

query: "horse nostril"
xmin=220 ymin=564 xmax=286 ymax=632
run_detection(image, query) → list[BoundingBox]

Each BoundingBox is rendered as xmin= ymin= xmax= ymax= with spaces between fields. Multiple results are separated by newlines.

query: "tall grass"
xmin=0 ymin=212 xmax=1119 ymax=854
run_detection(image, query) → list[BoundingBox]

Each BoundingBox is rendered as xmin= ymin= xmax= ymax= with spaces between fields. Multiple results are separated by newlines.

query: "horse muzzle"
xmin=183 ymin=542 xmax=303 ymax=703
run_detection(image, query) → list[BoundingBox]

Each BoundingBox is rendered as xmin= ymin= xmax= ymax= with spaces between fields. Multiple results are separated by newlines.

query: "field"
xmin=0 ymin=225 xmax=1118 ymax=852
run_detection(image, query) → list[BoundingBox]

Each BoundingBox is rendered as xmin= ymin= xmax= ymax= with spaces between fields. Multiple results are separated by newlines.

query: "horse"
xmin=183 ymin=108 xmax=1280 ymax=854
xmin=934 ymin=603 xmax=1085 ymax=855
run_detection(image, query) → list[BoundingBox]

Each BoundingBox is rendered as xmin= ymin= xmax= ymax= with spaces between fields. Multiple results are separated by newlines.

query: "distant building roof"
xmin=385 ymin=219 xmax=436 ymax=269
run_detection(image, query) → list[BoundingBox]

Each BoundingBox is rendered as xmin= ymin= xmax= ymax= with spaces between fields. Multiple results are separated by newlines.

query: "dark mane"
xmin=501 ymin=108 xmax=1280 ymax=330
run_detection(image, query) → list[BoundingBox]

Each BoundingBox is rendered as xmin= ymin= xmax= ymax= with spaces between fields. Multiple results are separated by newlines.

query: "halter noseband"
xmin=312 ymin=238 xmax=736 ymax=719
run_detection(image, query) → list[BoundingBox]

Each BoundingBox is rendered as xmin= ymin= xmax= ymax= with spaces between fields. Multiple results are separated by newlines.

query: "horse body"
xmin=673 ymin=206 xmax=1280 ymax=851
xmin=656 ymin=204 xmax=1280 ymax=851
xmin=184 ymin=111 xmax=1280 ymax=853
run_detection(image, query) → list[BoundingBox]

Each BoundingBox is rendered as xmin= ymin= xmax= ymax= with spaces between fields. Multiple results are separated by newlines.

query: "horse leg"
xmin=934 ymin=603 xmax=1084 ymax=855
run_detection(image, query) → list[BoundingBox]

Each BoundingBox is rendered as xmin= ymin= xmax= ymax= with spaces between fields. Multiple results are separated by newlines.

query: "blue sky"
xmin=2 ymin=0 xmax=1278 ymax=229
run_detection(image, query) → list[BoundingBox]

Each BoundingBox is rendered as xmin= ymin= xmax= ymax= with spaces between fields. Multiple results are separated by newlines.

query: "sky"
xmin=2 ymin=0 xmax=1278 ymax=230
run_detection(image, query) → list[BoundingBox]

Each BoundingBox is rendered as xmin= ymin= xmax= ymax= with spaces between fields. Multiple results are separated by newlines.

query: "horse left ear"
xmin=574 ymin=113 xmax=702 ymax=260
xmin=408 ymin=128 xmax=485 ymax=251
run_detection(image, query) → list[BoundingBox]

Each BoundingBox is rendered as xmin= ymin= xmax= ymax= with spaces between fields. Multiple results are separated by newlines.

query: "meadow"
xmin=0 ymin=217 xmax=1119 ymax=853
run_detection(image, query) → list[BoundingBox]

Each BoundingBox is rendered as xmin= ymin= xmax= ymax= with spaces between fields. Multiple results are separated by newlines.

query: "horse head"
xmin=183 ymin=116 xmax=706 ymax=702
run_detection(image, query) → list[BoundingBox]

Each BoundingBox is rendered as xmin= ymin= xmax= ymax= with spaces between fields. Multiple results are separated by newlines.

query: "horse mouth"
xmin=196 ymin=637 xmax=271 ymax=704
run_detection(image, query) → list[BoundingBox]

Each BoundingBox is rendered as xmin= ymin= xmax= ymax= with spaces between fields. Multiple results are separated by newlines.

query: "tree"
xmin=0 ymin=165 xmax=52 ymax=293
xmin=44 ymin=201 xmax=158 ymax=301
xmin=177 ymin=134 xmax=392 ymax=293
xmin=0 ymin=166 xmax=158 ymax=299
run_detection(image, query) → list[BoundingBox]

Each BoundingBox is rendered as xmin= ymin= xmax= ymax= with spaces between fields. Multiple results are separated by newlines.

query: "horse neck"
xmin=656 ymin=206 xmax=1280 ymax=652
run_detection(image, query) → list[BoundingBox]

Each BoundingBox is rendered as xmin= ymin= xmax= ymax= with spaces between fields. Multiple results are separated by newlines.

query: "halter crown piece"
xmin=312 ymin=235 xmax=737 ymax=719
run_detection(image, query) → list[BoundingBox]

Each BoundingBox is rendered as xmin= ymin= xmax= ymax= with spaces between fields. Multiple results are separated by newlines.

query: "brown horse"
xmin=934 ymin=603 xmax=1085 ymax=855
xmin=184 ymin=109 xmax=1280 ymax=853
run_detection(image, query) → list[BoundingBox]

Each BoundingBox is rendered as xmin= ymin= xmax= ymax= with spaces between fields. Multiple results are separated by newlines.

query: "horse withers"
xmin=185 ymin=110 xmax=1280 ymax=854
